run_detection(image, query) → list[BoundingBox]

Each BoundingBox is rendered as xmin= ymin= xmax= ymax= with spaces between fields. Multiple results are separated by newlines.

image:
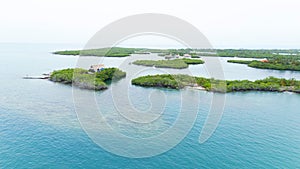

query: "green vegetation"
xmin=132 ymin=74 xmax=195 ymax=89
xmin=50 ymin=68 xmax=126 ymax=90
xmin=226 ymin=77 xmax=300 ymax=92
xmin=133 ymin=59 xmax=188 ymax=69
xmin=53 ymin=47 xmax=140 ymax=57
xmin=54 ymin=47 xmax=300 ymax=59
xmin=144 ymin=48 xmax=300 ymax=58
xmin=132 ymin=58 xmax=204 ymax=69
xmin=181 ymin=58 xmax=204 ymax=64
xmin=193 ymin=49 xmax=300 ymax=58
xmin=131 ymin=74 xmax=225 ymax=92
xmin=54 ymin=47 xmax=300 ymax=71
xmin=95 ymin=68 xmax=127 ymax=82
xmin=53 ymin=47 xmax=201 ymax=57
xmin=199 ymin=49 xmax=275 ymax=58
xmin=227 ymin=60 xmax=252 ymax=64
xmin=132 ymin=74 xmax=300 ymax=94
xmin=228 ymin=56 xmax=300 ymax=71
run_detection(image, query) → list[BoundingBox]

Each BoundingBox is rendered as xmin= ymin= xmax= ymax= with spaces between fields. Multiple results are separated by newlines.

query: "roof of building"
xmin=90 ymin=64 xmax=105 ymax=70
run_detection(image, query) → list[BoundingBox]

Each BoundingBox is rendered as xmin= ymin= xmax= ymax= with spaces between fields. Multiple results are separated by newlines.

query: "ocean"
xmin=0 ymin=43 xmax=299 ymax=168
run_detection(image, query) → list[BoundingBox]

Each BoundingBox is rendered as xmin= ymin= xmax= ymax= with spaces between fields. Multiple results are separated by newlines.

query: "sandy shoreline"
xmin=185 ymin=86 xmax=206 ymax=91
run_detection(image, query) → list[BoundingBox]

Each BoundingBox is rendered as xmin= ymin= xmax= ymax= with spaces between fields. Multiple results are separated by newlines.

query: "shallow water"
xmin=0 ymin=43 xmax=300 ymax=168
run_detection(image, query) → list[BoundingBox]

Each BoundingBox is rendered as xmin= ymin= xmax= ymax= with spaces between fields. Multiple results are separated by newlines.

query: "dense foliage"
xmin=132 ymin=74 xmax=300 ymax=94
xmin=228 ymin=56 xmax=300 ymax=71
xmin=95 ymin=68 xmax=127 ymax=82
xmin=54 ymin=47 xmax=300 ymax=71
xmin=226 ymin=77 xmax=300 ymax=92
xmin=195 ymin=49 xmax=300 ymax=58
xmin=181 ymin=58 xmax=204 ymax=64
xmin=54 ymin=47 xmax=300 ymax=59
xmin=146 ymin=49 xmax=300 ymax=58
xmin=227 ymin=60 xmax=252 ymax=64
xmin=50 ymin=68 xmax=126 ymax=90
xmin=53 ymin=47 xmax=139 ymax=57
xmin=132 ymin=58 xmax=204 ymax=69
xmin=132 ymin=74 xmax=196 ymax=89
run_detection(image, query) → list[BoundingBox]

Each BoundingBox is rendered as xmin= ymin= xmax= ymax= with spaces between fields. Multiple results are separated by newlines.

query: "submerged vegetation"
xmin=132 ymin=74 xmax=300 ymax=94
xmin=132 ymin=58 xmax=204 ymax=69
xmin=50 ymin=68 xmax=126 ymax=90
xmin=228 ymin=56 xmax=300 ymax=71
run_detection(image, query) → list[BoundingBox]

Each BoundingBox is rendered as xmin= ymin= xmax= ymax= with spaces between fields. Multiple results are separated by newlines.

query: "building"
xmin=89 ymin=64 xmax=105 ymax=72
xmin=261 ymin=59 xmax=269 ymax=63
xmin=184 ymin=54 xmax=191 ymax=57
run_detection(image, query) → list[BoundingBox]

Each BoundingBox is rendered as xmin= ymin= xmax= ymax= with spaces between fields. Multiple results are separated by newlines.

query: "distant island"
xmin=53 ymin=47 xmax=300 ymax=71
xmin=54 ymin=47 xmax=300 ymax=58
xmin=50 ymin=67 xmax=126 ymax=90
xmin=132 ymin=58 xmax=204 ymax=69
xmin=132 ymin=74 xmax=300 ymax=94
xmin=227 ymin=56 xmax=300 ymax=71
xmin=53 ymin=47 xmax=137 ymax=57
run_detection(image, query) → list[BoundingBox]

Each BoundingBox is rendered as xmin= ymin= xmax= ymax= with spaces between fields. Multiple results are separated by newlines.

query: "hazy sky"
xmin=1 ymin=0 xmax=300 ymax=48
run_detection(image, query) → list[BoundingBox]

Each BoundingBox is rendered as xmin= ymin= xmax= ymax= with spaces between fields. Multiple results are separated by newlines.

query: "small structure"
xmin=184 ymin=54 xmax=191 ymax=57
xmin=261 ymin=59 xmax=269 ymax=63
xmin=89 ymin=64 xmax=105 ymax=72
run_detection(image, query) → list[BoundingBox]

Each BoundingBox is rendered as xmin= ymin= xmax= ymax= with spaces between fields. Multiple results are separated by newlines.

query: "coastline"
xmin=131 ymin=74 xmax=300 ymax=94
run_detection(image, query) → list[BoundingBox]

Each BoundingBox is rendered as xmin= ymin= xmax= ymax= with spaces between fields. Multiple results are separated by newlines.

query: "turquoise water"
xmin=1 ymin=43 xmax=300 ymax=168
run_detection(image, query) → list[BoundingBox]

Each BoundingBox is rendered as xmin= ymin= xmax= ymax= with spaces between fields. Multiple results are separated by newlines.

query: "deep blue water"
xmin=0 ymin=43 xmax=300 ymax=168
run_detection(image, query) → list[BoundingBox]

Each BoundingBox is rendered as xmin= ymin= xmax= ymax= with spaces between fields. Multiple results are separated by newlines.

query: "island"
xmin=53 ymin=47 xmax=300 ymax=71
xmin=54 ymin=48 xmax=300 ymax=58
xmin=132 ymin=58 xmax=204 ymax=69
xmin=53 ymin=47 xmax=140 ymax=57
xmin=131 ymin=74 xmax=300 ymax=94
xmin=193 ymin=49 xmax=300 ymax=58
xmin=50 ymin=67 xmax=126 ymax=90
xmin=228 ymin=55 xmax=300 ymax=71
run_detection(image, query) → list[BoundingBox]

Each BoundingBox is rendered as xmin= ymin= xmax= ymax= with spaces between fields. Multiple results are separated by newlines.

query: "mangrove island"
xmin=50 ymin=67 xmax=126 ymax=90
xmin=132 ymin=74 xmax=300 ymax=94
xmin=132 ymin=58 xmax=204 ymax=69
xmin=54 ymin=47 xmax=300 ymax=71
xmin=53 ymin=47 xmax=140 ymax=57
xmin=228 ymin=55 xmax=300 ymax=71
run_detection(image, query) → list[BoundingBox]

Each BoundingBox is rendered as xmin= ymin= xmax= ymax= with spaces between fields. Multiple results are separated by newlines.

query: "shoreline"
xmin=132 ymin=74 xmax=300 ymax=94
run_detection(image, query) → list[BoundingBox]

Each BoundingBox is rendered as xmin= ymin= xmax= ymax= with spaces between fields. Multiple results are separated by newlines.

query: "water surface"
xmin=0 ymin=43 xmax=300 ymax=168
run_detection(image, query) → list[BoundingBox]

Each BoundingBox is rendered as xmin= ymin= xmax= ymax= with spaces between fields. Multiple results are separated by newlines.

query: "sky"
xmin=1 ymin=0 xmax=300 ymax=49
